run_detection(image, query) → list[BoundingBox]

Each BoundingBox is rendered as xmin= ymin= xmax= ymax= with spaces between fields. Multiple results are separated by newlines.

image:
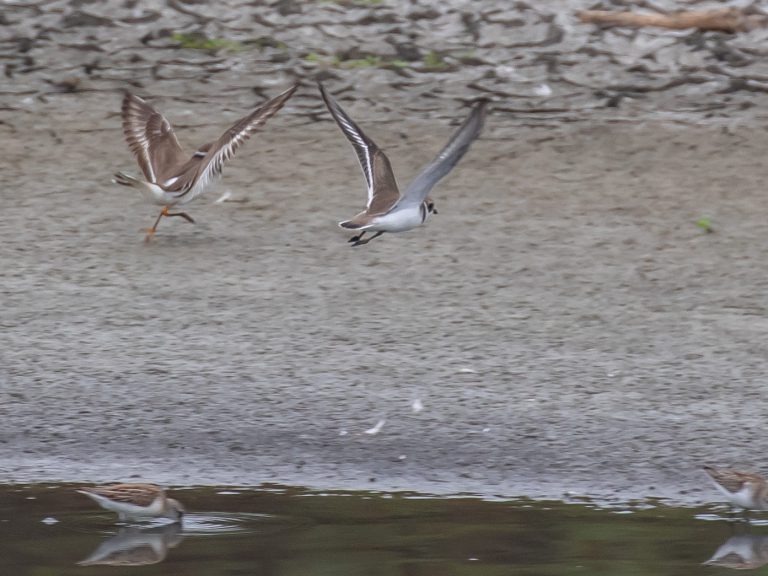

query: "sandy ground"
xmin=3 ymin=0 xmax=768 ymax=505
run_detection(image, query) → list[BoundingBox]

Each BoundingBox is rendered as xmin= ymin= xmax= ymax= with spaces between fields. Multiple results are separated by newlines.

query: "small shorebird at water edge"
xmin=114 ymin=83 xmax=298 ymax=242
xmin=76 ymin=483 xmax=185 ymax=522
xmin=703 ymin=465 xmax=768 ymax=510
xmin=318 ymin=82 xmax=487 ymax=246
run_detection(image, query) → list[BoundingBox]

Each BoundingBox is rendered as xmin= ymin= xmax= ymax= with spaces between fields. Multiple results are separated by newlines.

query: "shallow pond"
xmin=1 ymin=484 xmax=764 ymax=575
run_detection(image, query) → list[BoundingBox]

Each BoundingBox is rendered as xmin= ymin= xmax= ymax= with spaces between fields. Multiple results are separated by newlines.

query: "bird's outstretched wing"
xmin=399 ymin=99 xmax=487 ymax=208
xmin=121 ymin=94 xmax=187 ymax=184
xmin=318 ymin=82 xmax=401 ymax=215
xmin=174 ymin=83 xmax=299 ymax=197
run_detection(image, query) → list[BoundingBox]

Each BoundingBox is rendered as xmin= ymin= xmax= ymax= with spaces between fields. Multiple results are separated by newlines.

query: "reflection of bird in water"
xmin=703 ymin=534 xmax=768 ymax=570
xmin=77 ymin=522 xmax=184 ymax=566
xmin=703 ymin=466 xmax=768 ymax=511
xmin=76 ymin=483 xmax=184 ymax=522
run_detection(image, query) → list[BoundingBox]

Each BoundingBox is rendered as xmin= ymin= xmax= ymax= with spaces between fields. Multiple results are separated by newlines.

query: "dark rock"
xmin=61 ymin=10 xmax=115 ymax=28
xmin=389 ymin=39 xmax=421 ymax=62
xmin=121 ymin=10 xmax=162 ymax=24
xmin=409 ymin=8 xmax=440 ymax=20
xmin=15 ymin=37 xmax=34 ymax=53
xmin=274 ymin=0 xmax=302 ymax=17
xmin=270 ymin=52 xmax=291 ymax=63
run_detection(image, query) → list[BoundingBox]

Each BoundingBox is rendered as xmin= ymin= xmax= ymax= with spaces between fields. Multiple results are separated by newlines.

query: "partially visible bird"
xmin=76 ymin=483 xmax=184 ymax=522
xmin=703 ymin=465 xmax=768 ymax=510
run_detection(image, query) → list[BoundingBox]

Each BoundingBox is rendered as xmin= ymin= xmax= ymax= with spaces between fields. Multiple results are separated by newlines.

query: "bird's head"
xmin=166 ymin=498 xmax=185 ymax=522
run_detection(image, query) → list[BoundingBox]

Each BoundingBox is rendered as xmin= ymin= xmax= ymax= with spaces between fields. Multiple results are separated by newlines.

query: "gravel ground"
xmin=3 ymin=0 xmax=768 ymax=505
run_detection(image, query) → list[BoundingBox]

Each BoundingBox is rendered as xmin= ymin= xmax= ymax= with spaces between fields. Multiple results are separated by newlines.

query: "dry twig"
xmin=577 ymin=8 xmax=766 ymax=33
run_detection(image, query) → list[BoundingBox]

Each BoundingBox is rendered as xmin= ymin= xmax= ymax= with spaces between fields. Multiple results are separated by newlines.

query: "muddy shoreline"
xmin=3 ymin=1 xmax=768 ymax=506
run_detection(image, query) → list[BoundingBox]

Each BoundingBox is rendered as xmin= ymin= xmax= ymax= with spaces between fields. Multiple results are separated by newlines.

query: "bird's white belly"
xmin=138 ymin=182 xmax=178 ymax=206
xmin=715 ymin=483 xmax=758 ymax=509
xmin=369 ymin=206 xmax=425 ymax=232
xmin=732 ymin=490 xmax=758 ymax=509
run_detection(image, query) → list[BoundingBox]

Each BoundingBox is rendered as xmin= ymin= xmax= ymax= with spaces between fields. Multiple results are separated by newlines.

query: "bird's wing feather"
xmin=121 ymin=94 xmax=186 ymax=184
xmin=399 ymin=99 xmax=487 ymax=208
xmin=318 ymin=82 xmax=400 ymax=214
xmin=82 ymin=484 xmax=164 ymax=507
xmin=174 ymin=83 xmax=299 ymax=198
xmin=704 ymin=466 xmax=763 ymax=493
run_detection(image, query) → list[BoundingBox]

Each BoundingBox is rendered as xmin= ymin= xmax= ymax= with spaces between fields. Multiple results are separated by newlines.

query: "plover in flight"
xmin=318 ymin=82 xmax=487 ymax=246
xmin=703 ymin=465 xmax=768 ymax=510
xmin=77 ymin=483 xmax=185 ymax=522
xmin=115 ymin=83 xmax=298 ymax=241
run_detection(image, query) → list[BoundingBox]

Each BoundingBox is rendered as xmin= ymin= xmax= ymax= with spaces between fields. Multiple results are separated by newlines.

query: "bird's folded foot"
xmin=350 ymin=230 xmax=383 ymax=246
xmin=167 ymin=211 xmax=195 ymax=224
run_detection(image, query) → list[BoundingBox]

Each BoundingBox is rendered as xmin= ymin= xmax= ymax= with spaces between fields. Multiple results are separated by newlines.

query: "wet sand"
xmin=3 ymin=0 xmax=768 ymax=505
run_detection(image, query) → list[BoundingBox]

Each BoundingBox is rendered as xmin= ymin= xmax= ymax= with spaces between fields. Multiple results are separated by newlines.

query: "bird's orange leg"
xmin=144 ymin=206 xmax=169 ymax=243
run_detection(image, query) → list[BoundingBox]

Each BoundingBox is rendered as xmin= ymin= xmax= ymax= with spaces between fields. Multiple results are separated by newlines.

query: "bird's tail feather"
xmin=113 ymin=171 xmax=143 ymax=187
xmin=339 ymin=220 xmax=364 ymax=229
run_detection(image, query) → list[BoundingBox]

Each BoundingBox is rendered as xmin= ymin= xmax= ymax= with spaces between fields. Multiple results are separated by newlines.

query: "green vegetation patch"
xmin=696 ymin=216 xmax=714 ymax=233
xmin=304 ymin=52 xmax=407 ymax=69
xmin=422 ymin=50 xmax=449 ymax=70
xmin=172 ymin=32 xmax=245 ymax=52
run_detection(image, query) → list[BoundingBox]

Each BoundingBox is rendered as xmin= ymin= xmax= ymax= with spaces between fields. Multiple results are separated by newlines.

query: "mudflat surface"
xmin=3 ymin=0 xmax=768 ymax=505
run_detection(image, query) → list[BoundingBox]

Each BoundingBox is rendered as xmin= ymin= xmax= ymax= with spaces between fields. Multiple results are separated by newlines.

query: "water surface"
xmin=0 ymin=484 xmax=760 ymax=575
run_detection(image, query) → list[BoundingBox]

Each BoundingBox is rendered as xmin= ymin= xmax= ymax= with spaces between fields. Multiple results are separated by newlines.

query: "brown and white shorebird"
xmin=114 ymin=83 xmax=298 ymax=242
xmin=703 ymin=465 xmax=768 ymax=510
xmin=77 ymin=483 xmax=185 ymax=522
xmin=318 ymin=82 xmax=487 ymax=246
